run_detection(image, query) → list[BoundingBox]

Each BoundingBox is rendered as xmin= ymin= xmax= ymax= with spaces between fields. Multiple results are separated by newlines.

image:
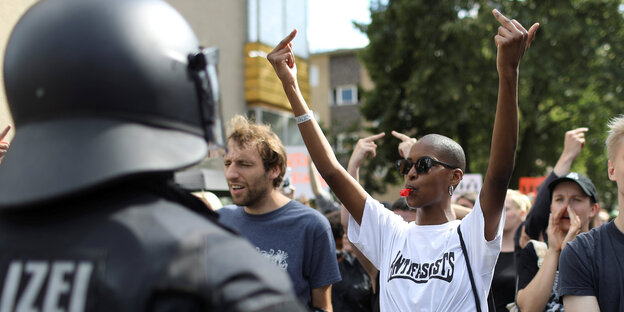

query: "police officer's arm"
xmin=311 ymin=285 xmax=332 ymax=312
xmin=267 ymin=29 xmax=367 ymax=225
xmin=155 ymin=228 xmax=307 ymax=312
xmin=481 ymin=10 xmax=539 ymax=240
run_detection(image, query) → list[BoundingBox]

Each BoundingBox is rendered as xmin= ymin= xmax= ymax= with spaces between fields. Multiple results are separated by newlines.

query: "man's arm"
xmin=516 ymin=246 xmax=559 ymax=312
xmin=517 ymin=204 xmax=582 ymax=311
xmin=311 ymin=285 xmax=332 ymax=312
xmin=553 ymin=128 xmax=588 ymax=176
xmin=563 ymin=296 xmax=600 ymax=312
xmin=481 ymin=10 xmax=539 ymax=240
xmin=308 ymin=158 xmax=325 ymax=197
xmin=267 ymin=30 xmax=368 ymax=224
xmin=346 ymin=133 xmax=385 ymax=180
xmin=452 ymin=204 xmax=471 ymax=220
xmin=343 ymin=133 xmax=386 ymax=283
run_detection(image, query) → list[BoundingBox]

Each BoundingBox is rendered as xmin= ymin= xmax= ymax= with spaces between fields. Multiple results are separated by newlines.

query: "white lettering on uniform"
xmin=0 ymin=261 xmax=22 ymax=312
xmin=69 ymin=262 xmax=92 ymax=312
xmin=17 ymin=261 xmax=48 ymax=312
xmin=43 ymin=261 xmax=73 ymax=312
xmin=0 ymin=260 xmax=93 ymax=312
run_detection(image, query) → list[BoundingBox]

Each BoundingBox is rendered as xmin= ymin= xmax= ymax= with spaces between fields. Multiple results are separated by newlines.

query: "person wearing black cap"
xmin=515 ymin=172 xmax=599 ymax=312
xmin=0 ymin=0 xmax=306 ymax=311
xmin=559 ymin=115 xmax=624 ymax=311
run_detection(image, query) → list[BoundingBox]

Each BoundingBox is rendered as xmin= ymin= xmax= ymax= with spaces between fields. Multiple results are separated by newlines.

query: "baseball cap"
xmin=548 ymin=172 xmax=598 ymax=203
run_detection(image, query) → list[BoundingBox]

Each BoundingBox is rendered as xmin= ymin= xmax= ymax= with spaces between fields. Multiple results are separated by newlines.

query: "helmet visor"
xmin=189 ymin=47 xmax=226 ymax=157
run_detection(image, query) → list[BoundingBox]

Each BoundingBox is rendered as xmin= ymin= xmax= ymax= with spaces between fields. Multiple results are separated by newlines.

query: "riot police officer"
xmin=0 ymin=0 xmax=305 ymax=311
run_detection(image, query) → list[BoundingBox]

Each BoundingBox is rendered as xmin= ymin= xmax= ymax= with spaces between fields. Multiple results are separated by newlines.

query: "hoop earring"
xmin=448 ymin=186 xmax=454 ymax=196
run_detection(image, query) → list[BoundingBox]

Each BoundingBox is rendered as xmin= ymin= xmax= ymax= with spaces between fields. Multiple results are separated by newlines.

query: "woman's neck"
xmin=501 ymin=229 xmax=515 ymax=252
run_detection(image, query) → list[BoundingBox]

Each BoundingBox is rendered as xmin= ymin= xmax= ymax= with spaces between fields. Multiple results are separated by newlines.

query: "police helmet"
xmin=0 ymin=0 xmax=224 ymax=207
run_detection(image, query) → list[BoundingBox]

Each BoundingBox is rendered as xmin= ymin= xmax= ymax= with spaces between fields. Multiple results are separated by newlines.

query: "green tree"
xmin=356 ymin=0 xmax=624 ymax=210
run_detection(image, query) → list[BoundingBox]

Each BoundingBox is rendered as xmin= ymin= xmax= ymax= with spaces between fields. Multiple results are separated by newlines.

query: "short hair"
xmin=227 ymin=115 xmax=287 ymax=188
xmin=391 ymin=197 xmax=410 ymax=211
xmin=606 ymin=115 xmax=624 ymax=161
xmin=506 ymin=189 xmax=531 ymax=213
xmin=324 ymin=210 xmax=344 ymax=239
xmin=418 ymin=134 xmax=466 ymax=171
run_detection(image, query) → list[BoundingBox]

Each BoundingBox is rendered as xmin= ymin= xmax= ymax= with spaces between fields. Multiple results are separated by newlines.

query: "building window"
xmin=334 ymin=85 xmax=358 ymax=105
xmin=247 ymin=107 xmax=304 ymax=146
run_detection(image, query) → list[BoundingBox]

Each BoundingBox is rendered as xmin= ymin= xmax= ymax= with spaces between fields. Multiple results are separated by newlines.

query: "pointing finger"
xmin=0 ymin=125 xmax=10 ymax=141
xmin=364 ymin=132 xmax=385 ymax=142
xmin=391 ymin=131 xmax=411 ymax=142
xmin=510 ymin=19 xmax=528 ymax=34
xmin=492 ymin=9 xmax=514 ymax=29
xmin=525 ymin=23 xmax=540 ymax=50
xmin=277 ymin=29 xmax=298 ymax=50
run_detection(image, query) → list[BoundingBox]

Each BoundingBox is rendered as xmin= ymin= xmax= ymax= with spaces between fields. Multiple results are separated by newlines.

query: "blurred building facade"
xmin=1 ymin=0 xmax=401 ymax=202
xmin=1 ymin=0 xmax=310 ymax=145
xmin=310 ymin=49 xmax=402 ymax=203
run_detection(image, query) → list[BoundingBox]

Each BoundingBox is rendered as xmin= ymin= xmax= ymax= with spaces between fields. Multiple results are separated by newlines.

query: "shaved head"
xmin=418 ymin=134 xmax=466 ymax=171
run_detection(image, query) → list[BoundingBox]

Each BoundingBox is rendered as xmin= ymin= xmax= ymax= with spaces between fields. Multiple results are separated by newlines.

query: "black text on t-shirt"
xmin=388 ymin=251 xmax=455 ymax=283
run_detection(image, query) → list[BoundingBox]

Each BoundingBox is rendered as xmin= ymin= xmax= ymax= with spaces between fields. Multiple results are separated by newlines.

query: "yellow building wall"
xmin=245 ymin=42 xmax=310 ymax=111
xmin=309 ymin=53 xmax=330 ymax=126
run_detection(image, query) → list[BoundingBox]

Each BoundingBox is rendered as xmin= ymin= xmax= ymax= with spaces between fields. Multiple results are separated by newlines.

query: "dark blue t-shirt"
xmin=218 ymin=200 xmax=341 ymax=305
xmin=559 ymin=221 xmax=624 ymax=310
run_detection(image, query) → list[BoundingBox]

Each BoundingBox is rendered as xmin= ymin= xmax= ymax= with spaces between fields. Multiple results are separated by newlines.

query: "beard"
xmin=231 ymin=177 xmax=272 ymax=208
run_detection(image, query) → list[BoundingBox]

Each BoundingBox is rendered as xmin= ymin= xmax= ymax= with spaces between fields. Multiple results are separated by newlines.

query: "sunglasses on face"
xmin=395 ymin=156 xmax=458 ymax=175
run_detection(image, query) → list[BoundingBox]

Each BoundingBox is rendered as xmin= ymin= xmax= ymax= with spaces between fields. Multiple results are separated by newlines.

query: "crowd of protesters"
xmin=1 ymin=1 xmax=623 ymax=311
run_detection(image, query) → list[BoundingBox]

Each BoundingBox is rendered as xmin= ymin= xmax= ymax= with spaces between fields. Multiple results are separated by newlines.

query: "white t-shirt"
xmin=348 ymin=195 xmax=504 ymax=311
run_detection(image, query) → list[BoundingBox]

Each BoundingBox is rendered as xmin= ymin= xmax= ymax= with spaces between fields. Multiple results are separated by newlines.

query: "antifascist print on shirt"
xmin=256 ymin=248 xmax=289 ymax=271
xmin=388 ymin=251 xmax=456 ymax=283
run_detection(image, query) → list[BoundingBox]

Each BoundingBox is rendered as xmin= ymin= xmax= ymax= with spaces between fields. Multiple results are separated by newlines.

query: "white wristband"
xmin=295 ymin=111 xmax=314 ymax=125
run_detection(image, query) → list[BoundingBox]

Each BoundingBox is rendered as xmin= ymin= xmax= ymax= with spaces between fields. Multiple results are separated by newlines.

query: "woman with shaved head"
xmin=268 ymin=9 xmax=538 ymax=312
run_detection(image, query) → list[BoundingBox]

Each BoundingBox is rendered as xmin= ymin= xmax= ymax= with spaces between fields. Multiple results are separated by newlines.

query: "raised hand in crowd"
xmin=481 ymin=9 xmax=538 ymax=240
xmin=347 ymin=132 xmax=385 ymax=181
xmin=391 ymin=131 xmax=416 ymax=160
xmin=269 ymin=9 xmax=540 ymax=311
xmin=523 ymin=127 xmax=589 ymax=243
xmin=553 ymin=127 xmax=588 ymax=176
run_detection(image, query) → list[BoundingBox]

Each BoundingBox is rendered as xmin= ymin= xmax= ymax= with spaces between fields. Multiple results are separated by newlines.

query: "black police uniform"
xmin=0 ymin=0 xmax=306 ymax=310
xmin=0 ymin=178 xmax=305 ymax=311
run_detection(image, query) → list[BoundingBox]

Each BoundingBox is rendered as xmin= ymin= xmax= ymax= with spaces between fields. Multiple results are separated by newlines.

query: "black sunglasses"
xmin=395 ymin=156 xmax=458 ymax=175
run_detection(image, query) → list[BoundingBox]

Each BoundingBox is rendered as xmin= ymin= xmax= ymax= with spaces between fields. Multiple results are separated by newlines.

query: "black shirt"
xmin=331 ymin=251 xmax=373 ymax=312
xmin=491 ymin=252 xmax=516 ymax=312
xmin=559 ymin=221 xmax=624 ymax=310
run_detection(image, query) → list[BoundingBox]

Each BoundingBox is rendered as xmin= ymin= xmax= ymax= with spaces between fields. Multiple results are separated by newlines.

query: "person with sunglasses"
xmin=268 ymin=9 xmax=538 ymax=311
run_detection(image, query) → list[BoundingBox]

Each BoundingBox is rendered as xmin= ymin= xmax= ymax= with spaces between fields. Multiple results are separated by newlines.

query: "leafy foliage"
xmin=355 ymin=0 xmax=624 ymax=210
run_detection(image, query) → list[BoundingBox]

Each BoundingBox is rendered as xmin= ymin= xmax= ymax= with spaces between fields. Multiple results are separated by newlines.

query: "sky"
xmin=307 ymin=0 xmax=372 ymax=53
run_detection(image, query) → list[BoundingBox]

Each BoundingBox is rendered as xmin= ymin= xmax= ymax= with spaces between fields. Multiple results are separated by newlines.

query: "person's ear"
xmin=450 ymin=168 xmax=463 ymax=187
xmin=608 ymin=159 xmax=617 ymax=181
xmin=269 ymin=165 xmax=281 ymax=181
xmin=589 ymin=202 xmax=600 ymax=219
